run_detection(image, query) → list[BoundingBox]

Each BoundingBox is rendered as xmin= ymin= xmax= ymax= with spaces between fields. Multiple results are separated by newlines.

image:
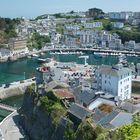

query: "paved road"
xmin=0 ymin=111 xmax=28 ymax=140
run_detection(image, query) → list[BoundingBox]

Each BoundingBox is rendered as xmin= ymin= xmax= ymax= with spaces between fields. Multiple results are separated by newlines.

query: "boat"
xmin=38 ymin=58 xmax=47 ymax=63
xmin=40 ymin=52 xmax=45 ymax=56
xmin=32 ymin=54 xmax=39 ymax=57
xmin=118 ymin=54 xmax=127 ymax=64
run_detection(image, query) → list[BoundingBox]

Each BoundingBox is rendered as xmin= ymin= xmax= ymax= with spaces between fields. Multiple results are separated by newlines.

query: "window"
xmin=105 ymin=80 xmax=107 ymax=84
xmin=120 ymin=81 xmax=122 ymax=84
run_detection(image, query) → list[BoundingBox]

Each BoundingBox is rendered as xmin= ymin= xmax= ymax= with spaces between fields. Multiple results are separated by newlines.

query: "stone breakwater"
xmin=0 ymin=79 xmax=35 ymax=99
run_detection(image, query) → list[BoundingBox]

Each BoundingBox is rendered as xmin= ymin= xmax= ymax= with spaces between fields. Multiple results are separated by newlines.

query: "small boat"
xmin=118 ymin=54 xmax=127 ymax=64
xmin=38 ymin=58 xmax=47 ymax=63
xmin=40 ymin=52 xmax=45 ymax=56
xmin=32 ymin=54 xmax=39 ymax=57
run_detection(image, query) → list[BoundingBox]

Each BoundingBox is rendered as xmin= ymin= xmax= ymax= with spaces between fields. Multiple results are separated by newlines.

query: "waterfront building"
xmin=95 ymin=64 xmax=132 ymax=101
xmin=125 ymin=40 xmax=136 ymax=50
xmin=8 ymin=38 xmax=29 ymax=55
xmin=79 ymin=30 xmax=95 ymax=46
xmin=109 ymin=39 xmax=123 ymax=50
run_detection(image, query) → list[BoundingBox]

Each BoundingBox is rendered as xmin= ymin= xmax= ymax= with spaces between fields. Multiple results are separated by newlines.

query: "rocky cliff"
xmin=19 ymin=86 xmax=70 ymax=140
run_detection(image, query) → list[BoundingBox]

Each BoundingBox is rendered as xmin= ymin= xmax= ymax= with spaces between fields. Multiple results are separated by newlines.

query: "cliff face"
xmin=19 ymin=88 xmax=67 ymax=140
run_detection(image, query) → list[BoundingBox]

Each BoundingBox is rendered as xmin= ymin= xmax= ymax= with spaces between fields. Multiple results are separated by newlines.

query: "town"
xmin=0 ymin=7 xmax=140 ymax=140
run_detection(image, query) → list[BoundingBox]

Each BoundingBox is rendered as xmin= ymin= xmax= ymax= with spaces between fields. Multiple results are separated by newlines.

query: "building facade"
xmin=95 ymin=65 xmax=132 ymax=100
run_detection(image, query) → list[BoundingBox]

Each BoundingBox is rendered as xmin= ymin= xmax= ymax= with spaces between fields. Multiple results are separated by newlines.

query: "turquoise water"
xmin=0 ymin=52 xmax=140 ymax=121
xmin=0 ymin=52 xmax=140 ymax=84
xmin=0 ymin=108 xmax=11 ymax=122
xmin=1 ymin=95 xmax=23 ymax=108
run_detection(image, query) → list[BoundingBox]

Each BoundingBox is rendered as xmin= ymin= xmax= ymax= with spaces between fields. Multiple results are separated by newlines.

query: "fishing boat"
xmin=32 ymin=54 xmax=39 ymax=57
xmin=38 ymin=58 xmax=47 ymax=63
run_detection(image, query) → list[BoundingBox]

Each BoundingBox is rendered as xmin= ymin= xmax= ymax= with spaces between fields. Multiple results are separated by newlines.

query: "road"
xmin=0 ymin=111 xmax=28 ymax=140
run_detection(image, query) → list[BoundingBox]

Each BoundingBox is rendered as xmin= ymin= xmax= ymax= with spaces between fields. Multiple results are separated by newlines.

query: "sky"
xmin=0 ymin=0 xmax=140 ymax=18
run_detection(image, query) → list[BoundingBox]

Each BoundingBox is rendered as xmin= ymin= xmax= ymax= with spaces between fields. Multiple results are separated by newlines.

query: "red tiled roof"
xmin=53 ymin=89 xmax=74 ymax=99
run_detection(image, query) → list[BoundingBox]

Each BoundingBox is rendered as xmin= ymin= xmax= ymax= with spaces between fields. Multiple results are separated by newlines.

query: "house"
xmin=125 ymin=40 xmax=135 ymax=50
xmin=8 ymin=38 xmax=29 ymax=55
xmin=109 ymin=12 xmax=133 ymax=21
xmin=109 ymin=39 xmax=123 ymax=50
xmin=68 ymin=103 xmax=92 ymax=125
xmin=95 ymin=64 xmax=132 ymax=100
xmin=83 ymin=22 xmax=103 ymax=28
xmin=53 ymin=89 xmax=75 ymax=102
xmin=96 ymin=110 xmax=132 ymax=129
xmin=113 ymin=22 xmax=124 ymax=29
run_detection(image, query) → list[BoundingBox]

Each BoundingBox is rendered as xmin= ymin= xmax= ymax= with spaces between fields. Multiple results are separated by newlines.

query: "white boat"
xmin=38 ymin=58 xmax=47 ymax=63
xmin=32 ymin=54 xmax=39 ymax=57
xmin=118 ymin=54 xmax=127 ymax=64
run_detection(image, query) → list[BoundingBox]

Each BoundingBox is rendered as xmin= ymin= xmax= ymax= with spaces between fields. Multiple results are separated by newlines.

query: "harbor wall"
xmin=0 ymin=79 xmax=35 ymax=99
xmin=0 ymin=86 xmax=26 ymax=99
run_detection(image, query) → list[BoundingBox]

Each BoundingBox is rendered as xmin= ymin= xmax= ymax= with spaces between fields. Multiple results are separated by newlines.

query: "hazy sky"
xmin=0 ymin=0 xmax=140 ymax=18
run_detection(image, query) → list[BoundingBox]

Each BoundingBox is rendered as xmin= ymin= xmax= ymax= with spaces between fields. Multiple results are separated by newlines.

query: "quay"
xmin=44 ymin=48 xmax=140 ymax=56
xmin=0 ymin=78 xmax=35 ymax=99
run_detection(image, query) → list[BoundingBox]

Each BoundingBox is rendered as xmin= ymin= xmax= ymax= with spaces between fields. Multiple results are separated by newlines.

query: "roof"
xmin=121 ymin=102 xmax=140 ymax=113
xmin=92 ymin=108 xmax=107 ymax=123
xmin=97 ymin=65 xmax=131 ymax=77
xmin=68 ymin=103 xmax=91 ymax=121
xmin=97 ymin=110 xmax=132 ymax=129
xmin=46 ymin=81 xmax=69 ymax=90
xmin=75 ymin=90 xmax=96 ymax=106
xmin=88 ymin=98 xmax=115 ymax=111
xmin=53 ymin=89 xmax=74 ymax=99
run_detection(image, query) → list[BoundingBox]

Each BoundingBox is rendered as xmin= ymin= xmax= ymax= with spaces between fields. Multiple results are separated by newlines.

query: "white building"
xmin=109 ymin=39 xmax=123 ymax=50
xmin=65 ymin=24 xmax=80 ymax=30
xmin=109 ymin=12 xmax=133 ymax=21
xmin=125 ymin=40 xmax=135 ymax=50
xmin=113 ymin=22 xmax=124 ymax=29
xmin=95 ymin=64 xmax=132 ymax=101
xmin=83 ymin=22 xmax=103 ymax=28
xmin=79 ymin=30 xmax=95 ymax=45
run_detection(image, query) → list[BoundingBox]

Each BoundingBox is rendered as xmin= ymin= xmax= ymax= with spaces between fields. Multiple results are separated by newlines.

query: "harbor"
xmin=0 ymin=51 xmax=140 ymax=84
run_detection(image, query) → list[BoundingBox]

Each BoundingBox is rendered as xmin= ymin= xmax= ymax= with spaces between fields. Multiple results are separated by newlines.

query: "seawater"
xmin=0 ymin=52 xmax=140 ymax=121
xmin=0 ymin=52 xmax=140 ymax=84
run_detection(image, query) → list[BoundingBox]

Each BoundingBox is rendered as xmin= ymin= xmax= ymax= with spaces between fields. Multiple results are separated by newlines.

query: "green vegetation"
xmin=75 ymin=120 xmax=106 ymax=140
xmin=0 ymin=17 xmax=20 ymax=43
xmin=64 ymin=121 xmax=76 ymax=140
xmin=132 ymin=81 xmax=140 ymax=94
xmin=115 ymin=30 xmax=140 ymax=43
xmin=56 ymin=23 xmax=64 ymax=34
xmin=40 ymin=91 xmax=66 ymax=125
xmin=98 ymin=113 xmax=140 ymax=140
xmin=53 ymin=13 xmax=81 ymax=19
xmin=27 ymin=32 xmax=51 ymax=50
